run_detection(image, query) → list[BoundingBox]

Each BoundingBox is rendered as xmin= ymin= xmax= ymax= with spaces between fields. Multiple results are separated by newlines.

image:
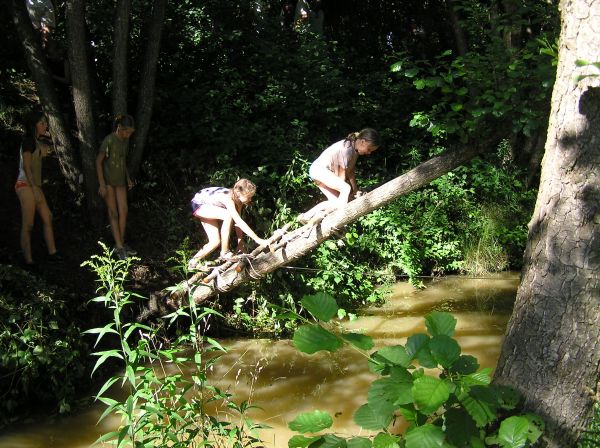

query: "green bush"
xmin=0 ymin=265 xmax=89 ymax=423
xmin=288 ymin=293 xmax=544 ymax=447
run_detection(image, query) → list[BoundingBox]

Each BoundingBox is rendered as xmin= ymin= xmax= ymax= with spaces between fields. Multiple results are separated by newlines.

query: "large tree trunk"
xmin=445 ymin=0 xmax=467 ymax=56
xmin=494 ymin=2 xmax=600 ymax=446
xmin=112 ymin=0 xmax=131 ymax=116
xmin=167 ymin=144 xmax=481 ymax=307
xmin=9 ymin=0 xmax=81 ymax=193
xmin=129 ymin=0 xmax=167 ymax=179
xmin=65 ymin=0 xmax=103 ymax=218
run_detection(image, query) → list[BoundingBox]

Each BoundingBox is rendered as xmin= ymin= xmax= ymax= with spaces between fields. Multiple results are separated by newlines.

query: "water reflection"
xmin=0 ymin=273 xmax=519 ymax=448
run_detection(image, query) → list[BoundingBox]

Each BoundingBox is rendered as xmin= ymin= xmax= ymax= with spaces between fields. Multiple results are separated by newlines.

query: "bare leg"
xmin=104 ymin=186 xmax=124 ymax=248
xmin=16 ymin=186 xmax=36 ymax=264
xmin=34 ymin=188 xmax=57 ymax=255
xmin=220 ymin=215 xmax=234 ymax=256
xmin=189 ymin=204 xmax=232 ymax=268
xmin=115 ymin=186 xmax=129 ymax=244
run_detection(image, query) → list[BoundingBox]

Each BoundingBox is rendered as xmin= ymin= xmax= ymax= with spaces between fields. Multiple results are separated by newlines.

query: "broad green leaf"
xmin=429 ymin=335 xmax=461 ymax=368
xmin=405 ymin=424 xmax=445 ymax=448
xmin=313 ymin=434 xmax=348 ymax=447
xmin=353 ymin=403 xmax=393 ymax=430
xmin=425 ymin=312 xmax=456 ymax=337
xmin=288 ymin=435 xmax=322 ymax=447
xmin=288 ymin=410 xmax=333 ymax=433
xmin=497 ymin=416 xmax=529 ymax=448
xmin=449 ymin=355 xmax=479 ymax=374
xmin=405 ymin=334 xmax=429 ymax=359
xmin=451 ymin=103 xmax=463 ymax=112
xmin=375 ymin=345 xmax=411 ymax=367
xmin=524 ymin=413 xmax=544 ymax=442
xmin=368 ymin=376 xmax=413 ymax=406
xmin=412 ymin=376 xmax=450 ymax=414
xmin=347 ymin=437 xmax=372 ymax=448
xmin=373 ymin=432 xmax=400 ymax=448
xmin=444 ymin=407 xmax=479 ymax=447
xmin=405 ymin=68 xmax=419 ymax=78
xmin=293 ymin=324 xmax=342 ymax=354
xmin=462 ymin=368 xmax=492 ymax=387
xmin=301 ymin=293 xmax=338 ymax=322
xmin=459 ymin=389 xmax=497 ymax=427
xmin=415 ymin=342 xmax=437 ymax=368
xmin=342 ymin=333 xmax=374 ymax=351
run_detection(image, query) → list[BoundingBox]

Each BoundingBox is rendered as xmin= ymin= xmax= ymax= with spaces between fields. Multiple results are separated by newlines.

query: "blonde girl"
xmin=188 ymin=179 xmax=267 ymax=269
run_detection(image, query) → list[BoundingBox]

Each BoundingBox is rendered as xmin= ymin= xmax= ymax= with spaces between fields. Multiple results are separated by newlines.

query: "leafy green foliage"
xmin=83 ymin=243 xmax=265 ymax=447
xmin=0 ymin=264 xmax=89 ymax=424
xmin=288 ymin=293 xmax=544 ymax=447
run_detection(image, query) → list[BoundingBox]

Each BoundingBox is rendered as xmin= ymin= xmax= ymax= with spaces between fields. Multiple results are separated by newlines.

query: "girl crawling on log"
xmin=188 ymin=179 xmax=267 ymax=270
xmin=299 ymin=128 xmax=381 ymax=224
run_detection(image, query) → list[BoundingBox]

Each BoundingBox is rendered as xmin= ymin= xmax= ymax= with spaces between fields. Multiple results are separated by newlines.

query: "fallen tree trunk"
xmin=161 ymin=144 xmax=482 ymax=308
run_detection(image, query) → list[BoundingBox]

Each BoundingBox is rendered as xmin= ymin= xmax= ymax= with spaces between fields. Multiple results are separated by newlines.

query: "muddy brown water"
xmin=0 ymin=273 xmax=519 ymax=447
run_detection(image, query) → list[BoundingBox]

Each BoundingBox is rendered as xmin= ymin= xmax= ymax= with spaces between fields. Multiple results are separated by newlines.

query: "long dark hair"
xmin=345 ymin=128 xmax=381 ymax=148
xmin=23 ymin=110 xmax=46 ymax=139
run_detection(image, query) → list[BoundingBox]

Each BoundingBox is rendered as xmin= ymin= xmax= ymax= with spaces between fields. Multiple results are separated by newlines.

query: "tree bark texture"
xmin=494 ymin=2 xmax=600 ymax=446
xmin=112 ymin=0 xmax=131 ymax=116
xmin=181 ymin=145 xmax=481 ymax=305
xmin=129 ymin=0 xmax=167 ymax=179
xmin=9 ymin=0 xmax=81 ymax=193
xmin=446 ymin=0 xmax=467 ymax=56
xmin=65 ymin=0 xmax=103 ymax=215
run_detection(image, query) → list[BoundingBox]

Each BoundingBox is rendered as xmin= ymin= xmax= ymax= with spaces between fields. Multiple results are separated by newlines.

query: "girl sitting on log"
xmin=188 ymin=179 xmax=267 ymax=270
xmin=299 ymin=128 xmax=381 ymax=223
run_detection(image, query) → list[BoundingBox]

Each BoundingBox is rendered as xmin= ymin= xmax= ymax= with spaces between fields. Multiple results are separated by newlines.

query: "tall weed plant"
xmin=83 ymin=243 xmax=265 ymax=447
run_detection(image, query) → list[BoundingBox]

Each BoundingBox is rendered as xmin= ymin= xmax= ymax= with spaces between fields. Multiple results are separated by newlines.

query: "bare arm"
xmin=95 ymin=151 xmax=107 ymax=197
xmin=346 ymin=166 xmax=358 ymax=197
xmin=223 ymin=198 xmax=266 ymax=245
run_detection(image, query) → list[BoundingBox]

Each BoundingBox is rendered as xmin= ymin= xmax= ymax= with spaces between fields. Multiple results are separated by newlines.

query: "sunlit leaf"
xmin=412 ymin=376 xmax=450 ymax=414
xmin=497 ymin=416 xmax=529 ymax=448
xmin=373 ymin=432 xmax=400 ymax=448
xmin=288 ymin=410 xmax=333 ymax=434
xmin=301 ymin=293 xmax=339 ymax=322
xmin=347 ymin=437 xmax=372 ymax=448
xmin=293 ymin=324 xmax=342 ymax=354
xmin=368 ymin=376 xmax=413 ymax=406
xmin=354 ymin=403 xmax=393 ymax=430
xmin=374 ymin=345 xmax=411 ymax=367
xmin=405 ymin=424 xmax=445 ymax=448
xmin=424 ymin=312 xmax=456 ymax=337
xmin=342 ymin=333 xmax=374 ymax=351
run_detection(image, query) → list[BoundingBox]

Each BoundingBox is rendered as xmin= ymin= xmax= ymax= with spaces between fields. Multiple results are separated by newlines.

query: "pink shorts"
xmin=14 ymin=180 xmax=30 ymax=192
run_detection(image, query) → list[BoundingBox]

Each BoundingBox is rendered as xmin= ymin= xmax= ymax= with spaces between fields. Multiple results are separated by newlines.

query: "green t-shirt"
xmin=100 ymin=133 xmax=129 ymax=187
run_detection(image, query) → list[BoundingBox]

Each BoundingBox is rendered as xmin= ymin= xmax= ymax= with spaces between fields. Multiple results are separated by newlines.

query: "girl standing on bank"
xmin=299 ymin=128 xmax=381 ymax=223
xmin=188 ymin=179 xmax=267 ymax=269
xmin=95 ymin=114 xmax=135 ymax=259
xmin=15 ymin=111 xmax=59 ymax=266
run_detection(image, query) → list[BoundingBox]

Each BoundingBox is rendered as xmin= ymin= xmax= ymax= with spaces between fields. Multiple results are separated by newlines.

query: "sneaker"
xmin=123 ymin=244 xmax=137 ymax=255
xmin=115 ymin=247 xmax=128 ymax=260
